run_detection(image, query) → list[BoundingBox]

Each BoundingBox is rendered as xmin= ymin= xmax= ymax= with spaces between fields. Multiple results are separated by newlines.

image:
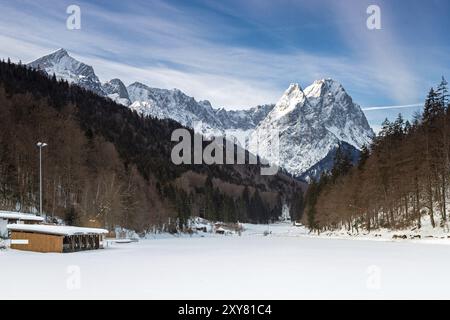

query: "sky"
xmin=0 ymin=0 xmax=449 ymax=131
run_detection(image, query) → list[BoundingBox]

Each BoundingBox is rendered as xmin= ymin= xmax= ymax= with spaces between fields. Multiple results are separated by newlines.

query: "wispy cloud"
xmin=0 ymin=0 xmax=447 ymax=118
xmin=330 ymin=1 xmax=421 ymax=105
xmin=363 ymin=103 xmax=423 ymax=111
xmin=0 ymin=1 xmax=388 ymax=108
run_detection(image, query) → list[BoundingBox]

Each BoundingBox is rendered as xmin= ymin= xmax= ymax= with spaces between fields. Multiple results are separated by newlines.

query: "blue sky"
xmin=0 ymin=0 xmax=449 ymax=131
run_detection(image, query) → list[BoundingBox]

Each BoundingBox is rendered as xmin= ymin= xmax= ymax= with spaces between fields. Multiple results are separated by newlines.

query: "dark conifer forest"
xmin=302 ymin=77 xmax=450 ymax=233
xmin=0 ymin=60 xmax=304 ymax=232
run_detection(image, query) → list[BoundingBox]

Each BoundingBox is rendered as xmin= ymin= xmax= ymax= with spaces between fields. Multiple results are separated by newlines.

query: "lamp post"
xmin=37 ymin=142 xmax=48 ymax=216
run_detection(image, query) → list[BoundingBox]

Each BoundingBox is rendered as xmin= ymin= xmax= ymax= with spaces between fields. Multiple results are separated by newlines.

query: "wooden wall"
xmin=10 ymin=231 xmax=63 ymax=253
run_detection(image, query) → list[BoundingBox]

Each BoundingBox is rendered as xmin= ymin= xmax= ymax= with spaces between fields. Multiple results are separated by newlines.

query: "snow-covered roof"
xmin=7 ymin=224 xmax=108 ymax=236
xmin=0 ymin=211 xmax=44 ymax=222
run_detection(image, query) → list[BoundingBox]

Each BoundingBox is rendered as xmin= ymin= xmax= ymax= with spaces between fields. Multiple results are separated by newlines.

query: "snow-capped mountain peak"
xmin=28 ymin=50 xmax=375 ymax=180
xmin=270 ymin=83 xmax=309 ymax=121
xmin=251 ymin=79 xmax=374 ymax=179
xmin=304 ymin=78 xmax=342 ymax=97
xmin=28 ymin=48 xmax=105 ymax=96
xmin=47 ymin=48 xmax=69 ymax=60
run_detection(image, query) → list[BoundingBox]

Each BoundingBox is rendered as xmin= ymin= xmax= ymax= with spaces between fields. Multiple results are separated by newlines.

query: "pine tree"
xmin=423 ymin=88 xmax=442 ymax=124
xmin=331 ymin=144 xmax=353 ymax=179
xmin=204 ymin=175 xmax=214 ymax=220
xmin=436 ymin=76 xmax=449 ymax=110
xmin=435 ymin=77 xmax=449 ymax=222
xmin=379 ymin=118 xmax=393 ymax=138
xmin=304 ymin=179 xmax=319 ymax=232
xmin=250 ymin=189 xmax=267 ymax=223
xmin=404 ymin=120 xmax=412 ymax=134
xmin=358 ymin=144 xmax=370 ymax=170
xmin=412 ymin=111 xmax=422 ymax=127
xmin=393 ymin=113 xmax=405 ymax=137
xmin=239 ymin=186 xmax=250 ymax=221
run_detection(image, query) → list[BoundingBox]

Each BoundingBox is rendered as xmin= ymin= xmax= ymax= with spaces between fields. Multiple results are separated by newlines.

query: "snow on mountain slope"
xmin=215 ymin=104 xmax=275 ymax=130
xmin=28 ymin=49 xmax=105 ymax=96
xmin=303 ymin=79 xmax=373 ymax=148
xmin=127 ymin=82 xmax=224 ymax=136
xmin=127 ymin=82 xmax=275 ymax=139
xmin=26 ymin=49 xmax=271 ymax=136
xmin=27 ymin=50 xmax=374 ymax=179
xmin=127 ymin=79 xmax=373 ymax=179
xmin=250 ymin=79 xmax=374 ymax=179
xmin=102 ymin=78 xmax=131 ymax=106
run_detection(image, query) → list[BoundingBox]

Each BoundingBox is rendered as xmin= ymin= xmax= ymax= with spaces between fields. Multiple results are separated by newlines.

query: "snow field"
xmin=2 ymin=223 xmax=450 ymax=300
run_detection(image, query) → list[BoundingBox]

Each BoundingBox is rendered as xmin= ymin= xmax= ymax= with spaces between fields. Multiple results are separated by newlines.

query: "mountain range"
xmin=28 ymin=49 xmax=374 ymax=179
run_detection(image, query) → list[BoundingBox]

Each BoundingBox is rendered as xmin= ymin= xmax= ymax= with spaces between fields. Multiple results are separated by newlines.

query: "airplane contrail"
xmin=362 ymin=103 xmax=423 ymax=111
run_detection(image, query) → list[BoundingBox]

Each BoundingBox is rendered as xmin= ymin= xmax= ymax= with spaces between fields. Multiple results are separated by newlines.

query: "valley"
xmin=1 ymin=0 xmax=449 ymax=303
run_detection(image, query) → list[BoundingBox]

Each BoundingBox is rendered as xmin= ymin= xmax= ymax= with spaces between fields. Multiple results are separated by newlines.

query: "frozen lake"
xmin=2 ymin=227 xmax=450 ymax=299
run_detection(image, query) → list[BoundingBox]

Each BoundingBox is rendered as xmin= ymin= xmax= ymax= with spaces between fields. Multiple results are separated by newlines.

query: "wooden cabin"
xmin=0 ymin=211 xmax=44 ymax=238
xmin=7 ymin=224 xmax=108 ymax=253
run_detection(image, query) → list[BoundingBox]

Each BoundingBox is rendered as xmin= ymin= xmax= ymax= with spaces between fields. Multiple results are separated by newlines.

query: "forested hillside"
xmin=0 ymin=60 xmax=304 ymax=232
xmin=302 ymin=78 xmax=450 ymax=233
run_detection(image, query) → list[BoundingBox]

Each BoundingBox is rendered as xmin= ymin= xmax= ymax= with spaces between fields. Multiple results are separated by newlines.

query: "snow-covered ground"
xmin=304 ymin=215 xmax=450 ymax=245
xmin=2 ymin=222 xmax=450 ymax=299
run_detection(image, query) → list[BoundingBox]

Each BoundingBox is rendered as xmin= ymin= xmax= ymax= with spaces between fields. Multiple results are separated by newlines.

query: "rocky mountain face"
xmin=102 ymin=78 xmax=131 ymax=106
xmin=28 ymin=49 xmax=105 ymax=96
xmin=28 ymin=49 xmax=374 ymax=179
xmin=127 ymin=82 xmax=274 ymax=137
xmin=249 ymin=80 xmax=374 ymax=180
xmin=214 ymin=104 xmax=275 ymax=130
xmin=127 ymin=82 xmax=225 ymax=136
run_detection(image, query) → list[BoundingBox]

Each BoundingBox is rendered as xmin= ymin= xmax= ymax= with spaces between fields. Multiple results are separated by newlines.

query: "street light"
xmin=37 ymin=142 xmax=48 ymax=216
